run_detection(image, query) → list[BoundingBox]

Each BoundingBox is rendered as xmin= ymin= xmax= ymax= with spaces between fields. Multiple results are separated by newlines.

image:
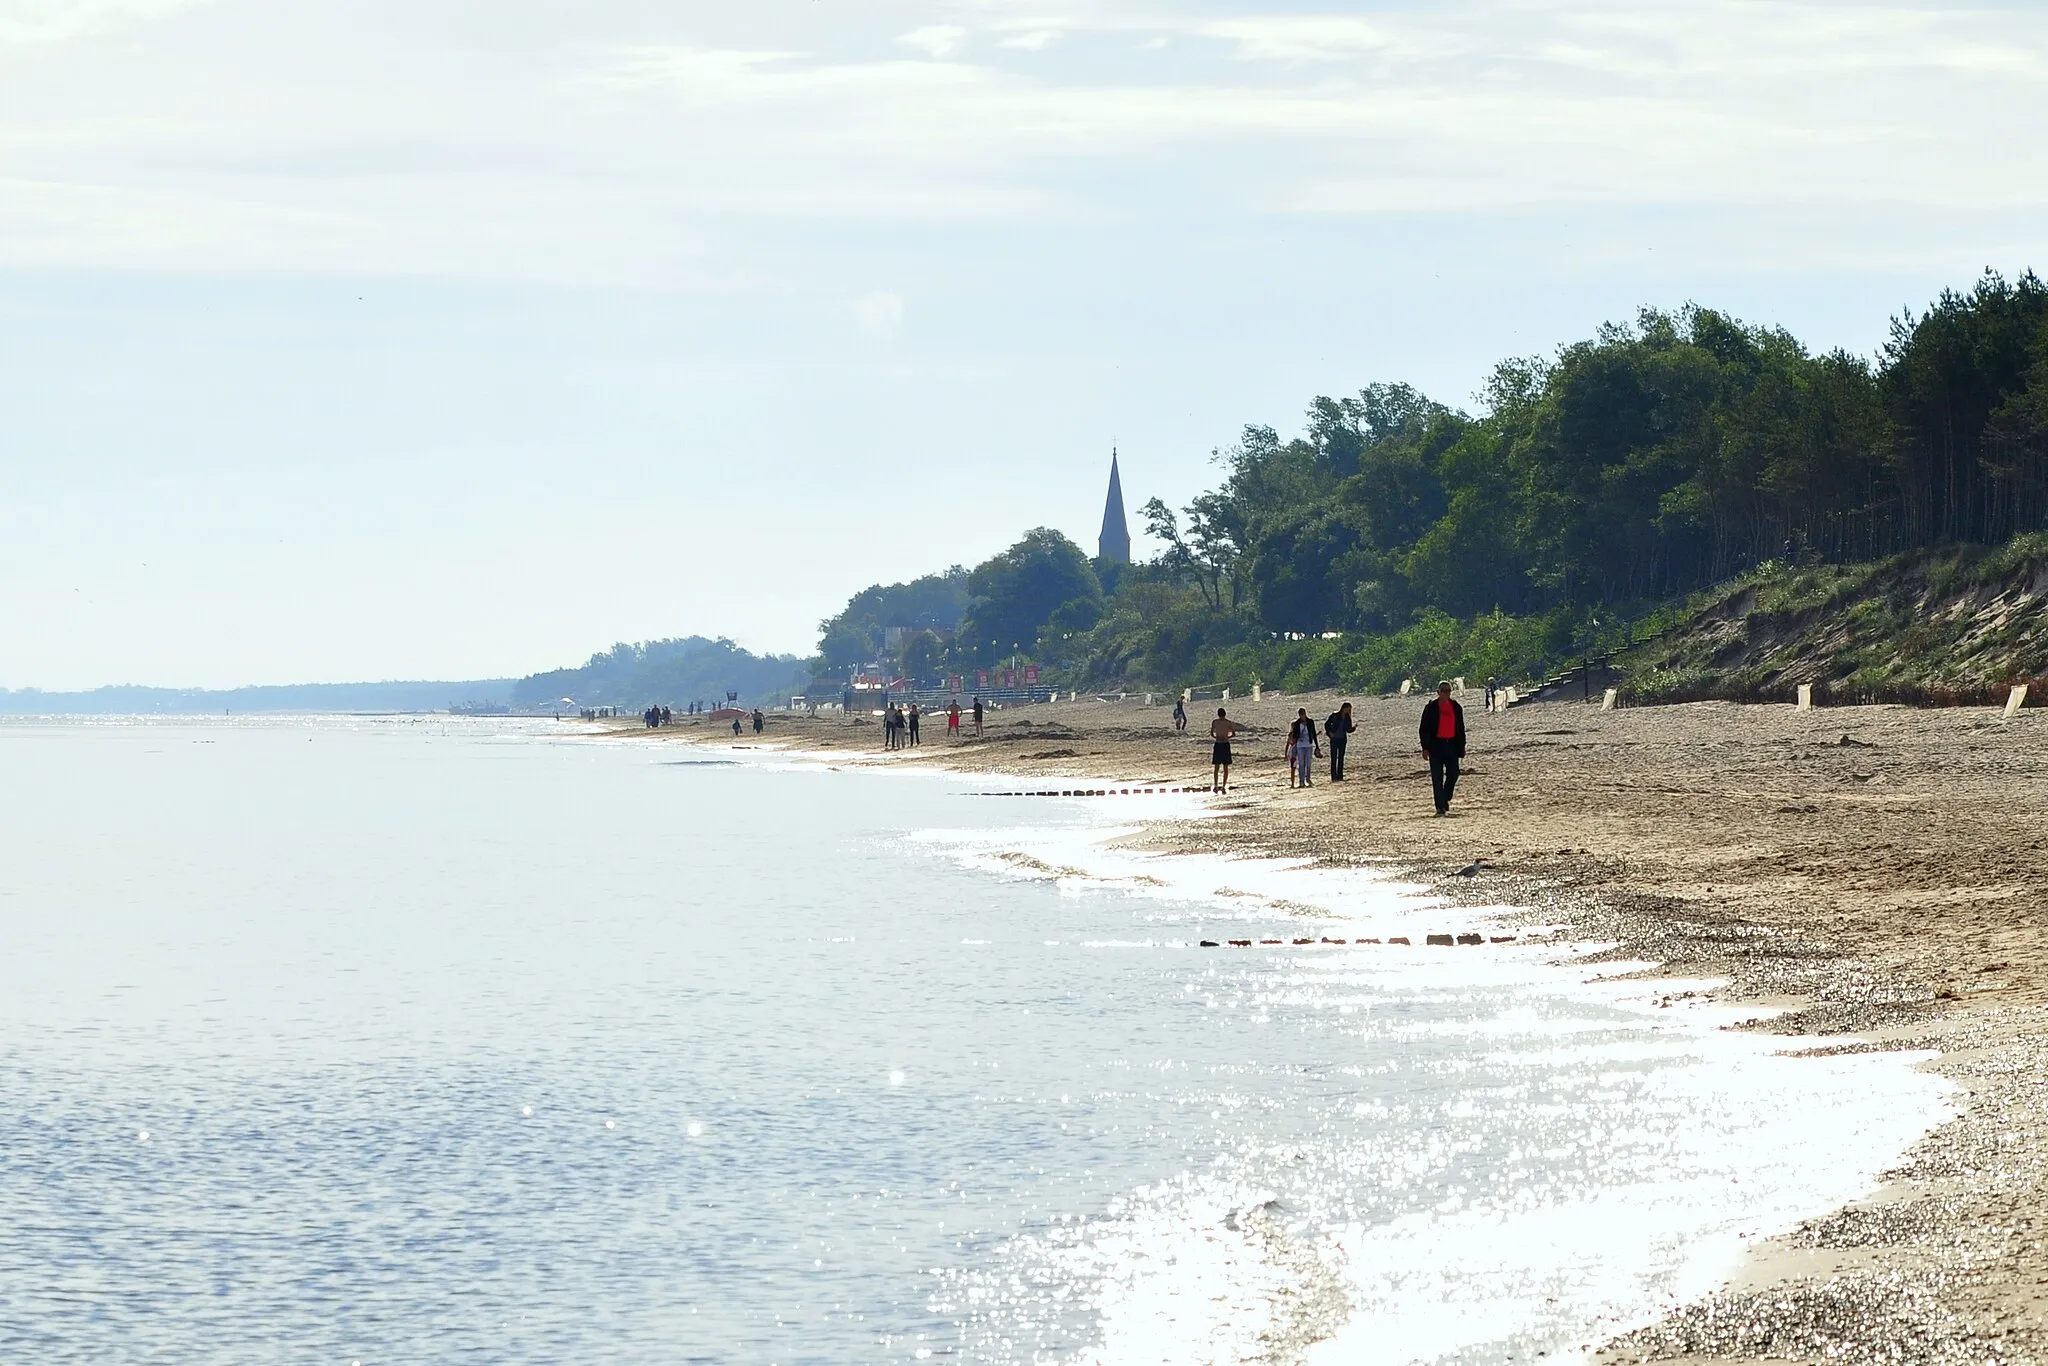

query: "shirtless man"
xmin=1209 ymin=708 xmax=1240 ymax=793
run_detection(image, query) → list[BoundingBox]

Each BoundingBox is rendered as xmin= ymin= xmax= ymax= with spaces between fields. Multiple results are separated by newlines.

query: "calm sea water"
xmin=0 ymin=716 xmax=1945 ymax=1364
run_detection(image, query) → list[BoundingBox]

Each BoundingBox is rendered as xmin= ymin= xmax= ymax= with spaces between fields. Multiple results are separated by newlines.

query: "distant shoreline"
xmin=0 ymin=680 xmax=520 ymax=716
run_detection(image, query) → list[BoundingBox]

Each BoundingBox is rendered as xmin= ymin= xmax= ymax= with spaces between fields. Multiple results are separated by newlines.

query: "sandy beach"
xmin=614 ymin=693 xmax=2048 ymax=1363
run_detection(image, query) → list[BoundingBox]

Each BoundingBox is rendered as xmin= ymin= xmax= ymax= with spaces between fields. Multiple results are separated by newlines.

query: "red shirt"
xmin=1435 ymin=701 xmax=1459 ymax=740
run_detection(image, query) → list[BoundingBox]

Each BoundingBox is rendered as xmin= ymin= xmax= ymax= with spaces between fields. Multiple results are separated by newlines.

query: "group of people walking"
xmin=883 ymin=702 xmax=921 ymax=749
xmin=854 ymin=680 xmax=1471 ymax=817
xmin=1198 ymin=681 xmax=1467 ymax=815
xmin=1279 ymin=702 xmax=1354 ymax=788
xmin=878 ymin=697 xmax=985 ymax=749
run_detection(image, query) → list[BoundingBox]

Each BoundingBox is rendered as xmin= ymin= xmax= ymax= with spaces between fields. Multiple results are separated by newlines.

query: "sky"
xmin=2 ymin=0 xmax=2045 ymax=689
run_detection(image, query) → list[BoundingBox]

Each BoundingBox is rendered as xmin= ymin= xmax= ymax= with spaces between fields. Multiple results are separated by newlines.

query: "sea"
xmin=0 ymin=715 xmax=1948 ymax=1364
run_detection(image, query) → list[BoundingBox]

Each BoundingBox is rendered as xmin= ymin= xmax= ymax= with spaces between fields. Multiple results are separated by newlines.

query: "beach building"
xmin=883 ymin=625 xmax=955 ymax=652
xmin=1098 ymin=449 xmax=1130 ymax=564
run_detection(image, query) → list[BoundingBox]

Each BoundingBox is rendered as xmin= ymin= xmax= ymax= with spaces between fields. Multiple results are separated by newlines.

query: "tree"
xmin=959 ymin=529 xmax=1102 ymax=664
xmin=812 ymin=567 xmax=971 ymax=671
xmin=1884 ymin=271 xmax=2048 ymax=545
xmin=805 ymin=271 xmax=2048 ymax=696
xmin=901 ymin=631 xmax=943 ymax=681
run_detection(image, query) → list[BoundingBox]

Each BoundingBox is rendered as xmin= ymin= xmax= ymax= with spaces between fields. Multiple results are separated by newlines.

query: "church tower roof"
xmin=1098 ymin=449 xmax=1131 ymax=564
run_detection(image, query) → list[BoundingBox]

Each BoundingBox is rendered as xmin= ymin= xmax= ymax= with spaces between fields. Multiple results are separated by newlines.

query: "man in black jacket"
xmin=1323 ymin=702 xmax=1354 ymax=781
xmin=1418 ymin=681 xmax=1466 ymax=816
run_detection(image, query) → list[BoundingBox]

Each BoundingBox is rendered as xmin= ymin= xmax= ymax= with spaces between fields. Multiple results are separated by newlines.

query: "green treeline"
xmin=815 ymin=271 xmax=2048 ymax=694
xmin=513 ymin=637 xmax=805 ymax=710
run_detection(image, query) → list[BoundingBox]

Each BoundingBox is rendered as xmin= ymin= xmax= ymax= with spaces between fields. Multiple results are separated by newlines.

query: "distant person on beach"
xmin=1285 ymin=708 xmax=1319 ymax=788
xmin=732 ymin=715 xmax=743 ymax=737
xmin=1419 ymin=681 xmax=1467 ymax=816
xmin=1323 ymin=702 xmax=1353 ymax=781
xmin=1172 ymin=698 xmax=1187 ymax=732
xmin=1209 ymin=708 xmax=1239 ymax=793
xmin=907 ymin=703 xmax=921 ymax=746
xmin=972 ymin=697 xmax=984 ymax=737
xmin=948 ymin=701 xmax=961 ymax=738
xmin=884 ymin=704 xmax=899 ymax=750
xmin=751 ymin=709 xmax=764 ymax=734
xmin=661 ymin=706 xmax=671 ymax=725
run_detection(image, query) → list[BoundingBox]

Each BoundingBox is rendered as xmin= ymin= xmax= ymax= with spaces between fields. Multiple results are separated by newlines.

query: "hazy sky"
xmin=3 ymin=0 xmax=2044 ymax=688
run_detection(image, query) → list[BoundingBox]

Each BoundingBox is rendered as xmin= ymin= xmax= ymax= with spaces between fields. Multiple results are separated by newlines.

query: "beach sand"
xmin=610 ymin=693 xmax=2048 ymax=1363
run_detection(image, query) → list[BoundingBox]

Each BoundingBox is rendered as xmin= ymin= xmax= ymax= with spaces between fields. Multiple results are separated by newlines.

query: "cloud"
xmin=1194 ymin=16 xmax=1392 ymax=63
xmin=997 ymin=29 xmax=1061 ymax=52
xmin=853 ymin=289 xmax=905 ymax=339
xmin=0 ymin=0 xmax=2044 ymax=286
xmin=0 ymin=0 xmax=204 ymax=45
xmin=896 ymin=24 xmax=966 ymax=59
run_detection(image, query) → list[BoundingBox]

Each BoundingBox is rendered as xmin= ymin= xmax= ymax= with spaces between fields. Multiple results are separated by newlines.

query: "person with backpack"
xmin=1323 ymin=701 xmax=1354 ymax=781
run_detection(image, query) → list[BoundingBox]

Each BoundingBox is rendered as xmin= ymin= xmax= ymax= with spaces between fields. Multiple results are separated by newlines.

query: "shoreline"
xmin=596 ymin=693 xmax=2048 ymax=1363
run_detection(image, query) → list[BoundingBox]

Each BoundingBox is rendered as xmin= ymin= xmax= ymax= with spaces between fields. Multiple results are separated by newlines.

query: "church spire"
xmin=1098 ymin=448 xmax=1131 ymax=564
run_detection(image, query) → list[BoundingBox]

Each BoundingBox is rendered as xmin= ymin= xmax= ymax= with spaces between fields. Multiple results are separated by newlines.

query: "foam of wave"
xmin=914 ymin=796 xmax=1952 ymax=1366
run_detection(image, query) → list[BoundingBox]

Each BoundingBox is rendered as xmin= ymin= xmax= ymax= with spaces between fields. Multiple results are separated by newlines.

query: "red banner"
xmin=975 ymin=669 xmax=990 ymax=689
xmin=947 ymin=675 xmax=963 ymax=694
xmin=1023 ymin=664 xmax=1040 ymax=686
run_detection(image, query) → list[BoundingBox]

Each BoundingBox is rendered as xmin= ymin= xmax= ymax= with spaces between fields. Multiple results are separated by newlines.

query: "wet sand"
xmin=610 ymin=694 xmax=2048 ymax=1363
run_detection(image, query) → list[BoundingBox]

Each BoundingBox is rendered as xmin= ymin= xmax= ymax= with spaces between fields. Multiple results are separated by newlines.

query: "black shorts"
xmin=1211 ymin=741 xmax=1233 ymax=766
